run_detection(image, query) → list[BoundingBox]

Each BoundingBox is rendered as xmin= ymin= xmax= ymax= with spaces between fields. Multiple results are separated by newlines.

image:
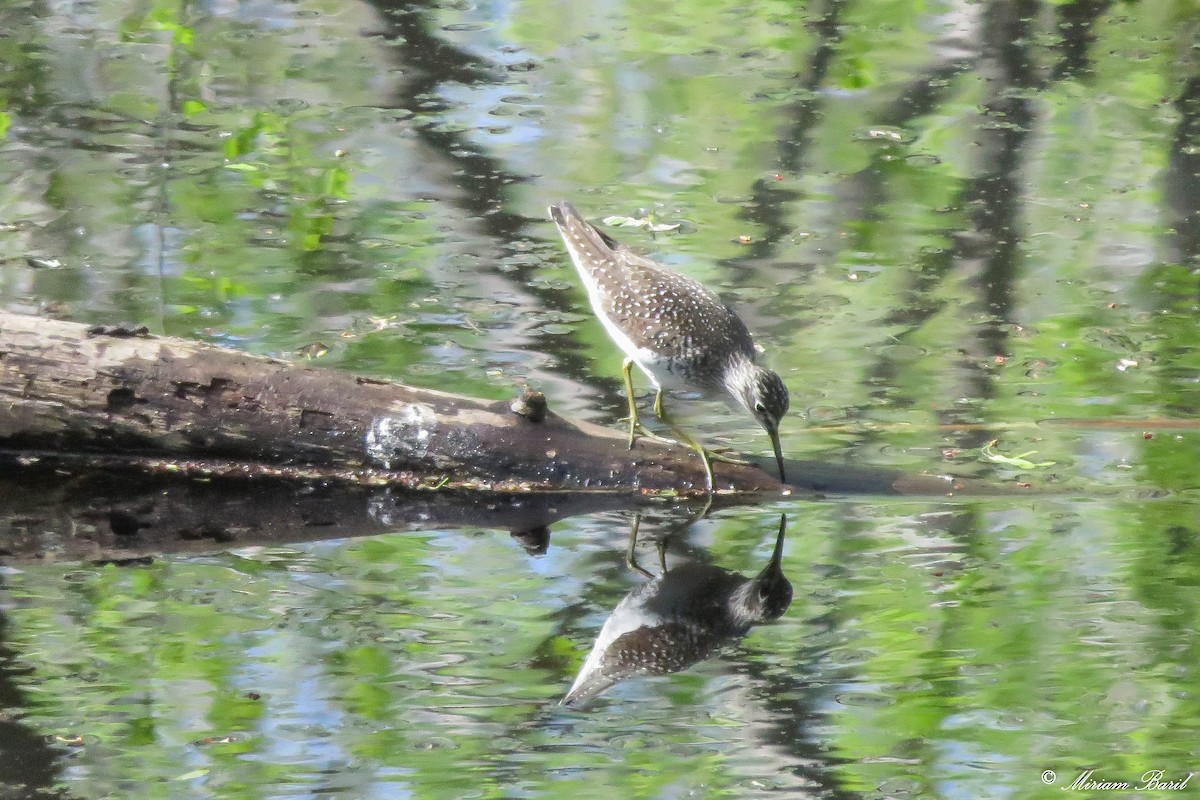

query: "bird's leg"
xmin=708 ymin=448 xmax=751 ymax=466
xmin=618 ymin=360 xmax=677 ymax=447
xmin=651 ymin=388 xmax=753 ymax=466
xmin=651 ymin=393 xmax=723 ymax=491
xmin=620 ymin=359 xmax=640 ymax=450
xmin=631 ymin=386 xmax=680 ymax=445
xmin=677 ymin=428 xmax=716 ymax=492
xmin=624 ymin=514 xmax=655 ymax=578
xmin=626 ymin=513 xmax=672 ymax=576
xmin=652 ymin=404 xmax=716 ymax=492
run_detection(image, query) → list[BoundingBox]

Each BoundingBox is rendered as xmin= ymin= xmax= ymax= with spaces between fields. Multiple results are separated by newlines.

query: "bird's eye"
xmin=754 ymin=403 xmax=766 ymax=414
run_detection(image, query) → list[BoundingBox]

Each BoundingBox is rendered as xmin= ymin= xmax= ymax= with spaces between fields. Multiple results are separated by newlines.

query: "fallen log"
xmin=0 ymin=311 xmax=789 ymax=495
xmin=0 ymin=312 xmax=1026 ymax=561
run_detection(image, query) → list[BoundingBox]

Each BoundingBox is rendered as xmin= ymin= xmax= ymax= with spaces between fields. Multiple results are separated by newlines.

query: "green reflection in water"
xmin=0 ymin=0 xmax=1199 ymax=797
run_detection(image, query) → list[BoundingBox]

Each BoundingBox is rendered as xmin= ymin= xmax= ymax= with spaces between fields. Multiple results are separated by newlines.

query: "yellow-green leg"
xmin=625 ymin=514 xmax=654 ymax=578
xmin=709 ymin=448 xmax=751 ymax=466
xmin=620 ymin=359 xmax=678 ymax=450
xmin=654 ymin=388 xmax=751 ymax=468
xmin=621 ymin=359 xmax=640 ymax=449
xmin=652 ymin=394 xmax=716 ymax=492
xmin=625 ymin=513 xmax=671 ymax=578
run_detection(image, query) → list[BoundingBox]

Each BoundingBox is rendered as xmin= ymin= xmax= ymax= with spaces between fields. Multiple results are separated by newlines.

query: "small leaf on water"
xmin=602 ymin=215 xmax=645 ymax=227
xmin=980 ymin=440 xmax=1055 ymax=470
xmin=297 ymin=342 xmax=329 ymax=359
xmin=602 ymin=216 xmax=680 ymax=232
xmin=175 ymin=769 xmax=209 ymax=781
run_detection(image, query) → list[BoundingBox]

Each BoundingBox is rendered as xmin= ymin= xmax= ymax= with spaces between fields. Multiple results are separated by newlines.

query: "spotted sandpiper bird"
xmin=561 ymin=514 xmax=792 ymax=706
xmin=548 ymin=201 xmax=789 ymax=490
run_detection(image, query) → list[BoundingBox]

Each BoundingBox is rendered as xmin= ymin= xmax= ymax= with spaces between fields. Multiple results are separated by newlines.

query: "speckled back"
xmin=549 ymin=202 xmax=758 ymax=386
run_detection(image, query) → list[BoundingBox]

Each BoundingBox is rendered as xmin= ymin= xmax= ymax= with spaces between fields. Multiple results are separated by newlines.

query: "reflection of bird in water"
xmin=562 ymin=514 xmax=792 ymax=707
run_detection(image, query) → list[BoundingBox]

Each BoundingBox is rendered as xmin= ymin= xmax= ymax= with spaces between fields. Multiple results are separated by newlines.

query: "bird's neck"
xmin=720 ymin=352 xmax=758 ymax=411
xmin=728 ymin=579 xmax=763 ymax=627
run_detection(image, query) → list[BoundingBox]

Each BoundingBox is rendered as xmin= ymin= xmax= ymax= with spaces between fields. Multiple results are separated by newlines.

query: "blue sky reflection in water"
xmin=1 ymin=0 xmax=1199 ymax=798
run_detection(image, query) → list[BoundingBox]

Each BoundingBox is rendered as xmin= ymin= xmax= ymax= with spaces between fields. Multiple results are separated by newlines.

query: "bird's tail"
xmin=560 ymin=671 xmax=620 ymax=708
xmin=547 ymin=201 xmax=622 ymax=263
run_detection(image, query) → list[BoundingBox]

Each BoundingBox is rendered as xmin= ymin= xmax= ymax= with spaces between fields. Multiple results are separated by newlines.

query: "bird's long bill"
xmin=767 ymin=513 xmax=787 ymax=573
xmin=769 ymin=424 xmax=786 ymax=484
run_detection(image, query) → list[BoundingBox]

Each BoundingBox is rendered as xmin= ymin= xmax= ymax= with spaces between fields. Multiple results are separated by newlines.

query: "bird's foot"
xmin=706 ymin=447 xmax=751 ymax=466
xmin=641 ymin=428 xmax=680 ymax=446
xmin=619 ymin=417 xmax=679 ymax=447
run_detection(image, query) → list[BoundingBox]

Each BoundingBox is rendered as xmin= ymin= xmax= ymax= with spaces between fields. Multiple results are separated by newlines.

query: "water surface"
xmin=1 ymin=0 xmax=1198 ymax=797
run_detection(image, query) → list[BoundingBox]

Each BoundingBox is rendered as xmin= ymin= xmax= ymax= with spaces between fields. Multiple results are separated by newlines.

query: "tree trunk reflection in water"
xmin=0 ymin=609 xmax=70 ymax=800
xmin=370 ymin=0 xmax=610 ymax=408
xmin=1165 ymin=76 xmax=1200 ymax=279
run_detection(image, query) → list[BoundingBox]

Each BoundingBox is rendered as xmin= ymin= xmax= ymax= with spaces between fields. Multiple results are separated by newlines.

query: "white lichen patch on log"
xmin=365 ymin=405 xmax=438 ymax=468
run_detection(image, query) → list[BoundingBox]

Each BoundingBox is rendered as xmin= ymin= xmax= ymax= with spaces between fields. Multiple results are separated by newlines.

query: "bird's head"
xmin=733 ymin=514 xmax=793 ymax=624
xmin=729 ymin=364 xmax=790 ymax=482
xmin=745 ymin=366 xmax=789 ymax=433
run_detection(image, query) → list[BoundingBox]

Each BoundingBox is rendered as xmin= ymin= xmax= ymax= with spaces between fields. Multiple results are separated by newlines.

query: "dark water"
xmin=2 ymin=0 xmax=1199 ymax=797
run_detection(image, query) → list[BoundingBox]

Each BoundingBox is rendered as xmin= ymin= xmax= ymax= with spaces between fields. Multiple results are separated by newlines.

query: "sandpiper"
xmin=548 ymin=201 xmax=789 ymax=489
xmin=562 ymin=514 xmax=792 ymax=706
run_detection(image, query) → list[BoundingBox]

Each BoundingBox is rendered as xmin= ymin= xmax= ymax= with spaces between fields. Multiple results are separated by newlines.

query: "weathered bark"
xmin=0 ymin=317 xmax=1021 ymax=563
xmin=0 ymin=311 xmax=792 ymax=494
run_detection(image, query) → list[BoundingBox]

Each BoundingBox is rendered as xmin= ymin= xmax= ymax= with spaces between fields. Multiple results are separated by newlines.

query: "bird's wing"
xmin=561 ymin=622 xmax=724 ymax=707
xmin=549 ymin=201 xmax=757 ymax=366
xmin=602 ymin=243 xmax=755 ymax=364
